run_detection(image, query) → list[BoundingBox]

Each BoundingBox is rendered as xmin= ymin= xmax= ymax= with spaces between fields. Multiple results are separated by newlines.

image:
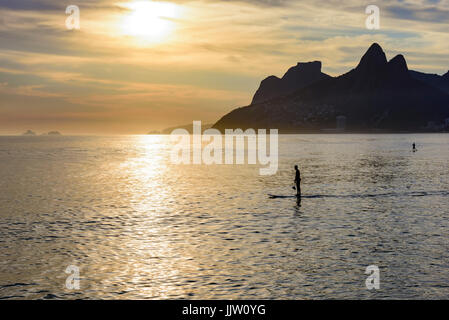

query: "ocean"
xmin=0 ymin=134 xmax=448 ymax=299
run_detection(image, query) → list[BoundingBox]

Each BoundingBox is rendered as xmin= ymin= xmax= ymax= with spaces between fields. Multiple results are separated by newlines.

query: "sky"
xmin=0 ymin=0 xmax=448 ymax=134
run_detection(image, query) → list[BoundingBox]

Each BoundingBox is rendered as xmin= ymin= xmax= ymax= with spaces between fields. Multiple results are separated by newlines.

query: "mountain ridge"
xmin=251 ymin=61 xmax=331 ymax=104
xmin=213 ymin=43 xmax=449 ymax=133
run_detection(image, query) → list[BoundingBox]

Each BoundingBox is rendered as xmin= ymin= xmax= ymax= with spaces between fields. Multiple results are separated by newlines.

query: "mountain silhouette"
xmin=410 ymin=69 xmax=449 ymax=94
xmin=213 ymin=43 xmax=449 ymax=132
xmin=252 ymin=61 xmax=330 ymax=104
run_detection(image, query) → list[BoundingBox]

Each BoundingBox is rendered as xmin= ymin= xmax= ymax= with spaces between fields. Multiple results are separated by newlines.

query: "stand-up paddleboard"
xmin=268 ymin=194 xmax=323 ymax=199
xmin=269 ymin=190 xmax=449 ymax=199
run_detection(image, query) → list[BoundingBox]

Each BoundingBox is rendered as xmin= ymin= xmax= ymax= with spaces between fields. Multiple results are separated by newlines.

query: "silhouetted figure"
xmin=413 ymin=142 xmax=417 ymax=152
xmin=296 ymin=194 xmax=302 ymax=207
xmin=294 ymin=165 xmax=301 ymax=197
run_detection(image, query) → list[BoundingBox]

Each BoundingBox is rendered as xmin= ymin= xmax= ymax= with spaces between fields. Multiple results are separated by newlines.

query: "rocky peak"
xmin=251 ymin=61 xmax=330 ymax=104
xmin=282 ymin=61 xmax=322 ymax=80
xmin=356 ymin=43 xmax=388 ymax=73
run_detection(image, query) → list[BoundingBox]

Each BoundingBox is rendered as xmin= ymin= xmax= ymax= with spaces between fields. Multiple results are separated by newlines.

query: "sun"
xmin=121 ymin=1 xmax=180 ymax=43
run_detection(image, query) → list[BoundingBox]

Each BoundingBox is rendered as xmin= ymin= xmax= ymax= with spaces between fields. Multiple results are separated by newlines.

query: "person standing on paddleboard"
xmin=294 ymin=165 xmax=301 ymax=197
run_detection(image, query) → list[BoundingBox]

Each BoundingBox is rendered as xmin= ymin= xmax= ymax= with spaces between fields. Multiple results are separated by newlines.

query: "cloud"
xmin=387 ymin=4 xmax=449 ymax=23
xmin=171 ymin=0 xmax=293 ymax=6
xmin=0 ymin=0 xmax=123 ymax=11
xmin=0 ymin=0 xmax=449 ymax=133
xmin=0 ymin=0 xmax=62 ymax=11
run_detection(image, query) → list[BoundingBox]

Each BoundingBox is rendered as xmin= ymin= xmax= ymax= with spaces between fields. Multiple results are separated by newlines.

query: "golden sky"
xmin=0 ymin=0 xmax=448 ymax=134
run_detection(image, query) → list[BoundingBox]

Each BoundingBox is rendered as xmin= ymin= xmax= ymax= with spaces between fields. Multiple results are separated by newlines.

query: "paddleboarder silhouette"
xmin=294 ymin=165 xmax=301 ymax=197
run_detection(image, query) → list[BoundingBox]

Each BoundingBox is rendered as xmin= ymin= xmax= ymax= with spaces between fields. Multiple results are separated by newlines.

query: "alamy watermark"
xmin=365 ymin=265 xmax=380 ymax=290
xmin=65 ymin=265 xmax=80 ymax=290
xmin=170 ymin=121 xmax=278 ymax=175
xmin=365 ymin=5 xmax=380 ymax=30
xmin=66 ymin=5 xmax=80 ymax=30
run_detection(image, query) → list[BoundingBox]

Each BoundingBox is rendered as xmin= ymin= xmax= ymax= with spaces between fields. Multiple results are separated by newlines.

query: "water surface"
xmin=0 ymin=134 xmax=448 ymax=299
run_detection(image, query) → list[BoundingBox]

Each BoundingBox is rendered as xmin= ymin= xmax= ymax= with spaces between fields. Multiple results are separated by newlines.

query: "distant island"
xmin=47 ymin=131 xmax=62 ymax=136
xmin=21 ymin=130 xmax=63 ymax=136
xmin=213 ymin=43 xmax=449 ymax=133
xmin=22 ymin=130 xmax=36 ymax=136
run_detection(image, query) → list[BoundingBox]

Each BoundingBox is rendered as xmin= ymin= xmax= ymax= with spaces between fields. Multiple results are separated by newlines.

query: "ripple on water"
xmin=0 ymin=134 xmax=449 ymax=299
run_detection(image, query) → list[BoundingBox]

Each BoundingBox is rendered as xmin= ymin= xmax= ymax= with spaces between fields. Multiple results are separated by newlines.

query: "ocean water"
xmin=0 ymin=134 xmax=448 ymax=299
